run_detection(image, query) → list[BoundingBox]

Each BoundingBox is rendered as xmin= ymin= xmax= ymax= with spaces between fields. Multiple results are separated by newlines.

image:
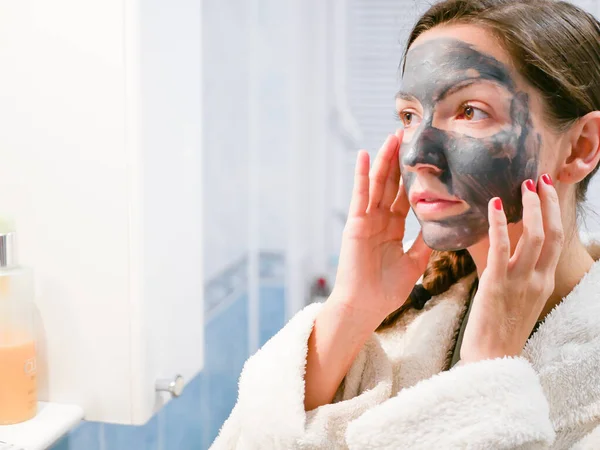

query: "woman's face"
xmin=397 ymin=25 xmax=558 ymax=251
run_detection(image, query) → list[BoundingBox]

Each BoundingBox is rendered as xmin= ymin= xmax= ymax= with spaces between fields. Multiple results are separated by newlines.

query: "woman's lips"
xmin=408 ymin=189 xmax=469 ymax=220
xmin=413 ymin=199 xmax=467 ymax=220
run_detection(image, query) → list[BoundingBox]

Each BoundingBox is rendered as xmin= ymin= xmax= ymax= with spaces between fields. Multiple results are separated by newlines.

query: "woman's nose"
xmin=401 ymin=126 xmax=448 ymax=174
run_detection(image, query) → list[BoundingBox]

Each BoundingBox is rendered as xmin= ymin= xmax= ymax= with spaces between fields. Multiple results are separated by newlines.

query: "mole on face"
xmin=399 ymin=39 xmax=540 ymax=250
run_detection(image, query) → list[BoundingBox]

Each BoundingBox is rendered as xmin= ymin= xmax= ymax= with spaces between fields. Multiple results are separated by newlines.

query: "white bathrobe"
xmin=210 ymin=244 xmax=600 ymax=449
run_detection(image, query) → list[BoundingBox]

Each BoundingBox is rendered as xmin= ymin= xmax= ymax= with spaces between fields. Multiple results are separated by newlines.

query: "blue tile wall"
xmin=203 ymin=294 xmax=249 ymax=445
xmin=49 ymin=421 xmax=102 ymax=450
xmin=48 ymin=436 xmax=69 ymax=450
xmin=259 ymin=285 xmax=286 ymax=346
xmin=67 ymin=421 xmax=102 ymax=450
xmin=103 ymin=416 xmax=160 ymax=450
xmin=160 ymin=371 xmax=205 ymax=450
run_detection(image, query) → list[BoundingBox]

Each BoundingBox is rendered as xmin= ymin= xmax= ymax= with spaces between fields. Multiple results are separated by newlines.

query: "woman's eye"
xmin=458 ymin=104 xmax=489 ymax=121
xmin=399 ymin=111 xmax=421 ymax=128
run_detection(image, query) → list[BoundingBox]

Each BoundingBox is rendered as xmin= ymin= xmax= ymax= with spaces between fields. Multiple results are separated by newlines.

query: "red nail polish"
xmin=493 ymin=197 xmax=503 ymax=211
xmin=525 ymin=179 xmax=536 ymax=192
xmin=541 ymin=173 xmax=553 ymax=186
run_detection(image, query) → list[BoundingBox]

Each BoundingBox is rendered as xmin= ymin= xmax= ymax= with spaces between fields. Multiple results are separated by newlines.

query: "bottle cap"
xmin=0 ymin=217 xmax=17 ymax=268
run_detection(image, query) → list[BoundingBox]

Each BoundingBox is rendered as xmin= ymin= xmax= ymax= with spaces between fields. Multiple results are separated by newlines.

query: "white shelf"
xmin=0 ymin=402 xmax=84 ymax=450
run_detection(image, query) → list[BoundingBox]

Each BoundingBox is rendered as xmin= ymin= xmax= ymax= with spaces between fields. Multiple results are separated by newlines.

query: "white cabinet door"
xmin=0 ymin=0 xmax=203 ymax=425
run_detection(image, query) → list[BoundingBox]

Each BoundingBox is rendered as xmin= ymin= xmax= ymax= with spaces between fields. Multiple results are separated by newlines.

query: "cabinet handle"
xmin=156 ymin=375 xmax=185 ymax=398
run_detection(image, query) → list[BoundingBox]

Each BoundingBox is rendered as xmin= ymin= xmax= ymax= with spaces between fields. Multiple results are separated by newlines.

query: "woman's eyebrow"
xmin=396 ymin=78 xmax=509 ymax=105
xmin=395 ymin=91 xmax=418 ymax=102
xmin=436 ymin=79 xmax=480 ymax=102
xmin=436 ymin=78 xmax=508 ymax=102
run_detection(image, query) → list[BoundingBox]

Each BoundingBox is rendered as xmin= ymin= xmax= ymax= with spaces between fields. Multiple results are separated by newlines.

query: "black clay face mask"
xmin=399 ymin=38 xmax=540 ymax=251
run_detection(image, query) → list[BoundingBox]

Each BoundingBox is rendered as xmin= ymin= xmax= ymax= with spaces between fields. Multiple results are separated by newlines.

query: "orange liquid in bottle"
xmin=0 ymin=339 xmax=37 ymax=424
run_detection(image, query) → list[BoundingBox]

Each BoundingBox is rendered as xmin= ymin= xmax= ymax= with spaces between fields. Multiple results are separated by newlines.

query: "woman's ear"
xmin=558 ymin=111 xmax=600 ymax=183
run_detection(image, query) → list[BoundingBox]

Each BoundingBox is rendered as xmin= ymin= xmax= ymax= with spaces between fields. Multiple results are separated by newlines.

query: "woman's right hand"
xmin=304 ymin=130 xmax=432 ymax=411
xmin=330 ymin=129 xmax=433 ymax=326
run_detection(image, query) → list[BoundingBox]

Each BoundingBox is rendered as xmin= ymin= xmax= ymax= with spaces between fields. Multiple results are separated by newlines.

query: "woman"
xmin=211 ymin=0 xmax=600 ymax=448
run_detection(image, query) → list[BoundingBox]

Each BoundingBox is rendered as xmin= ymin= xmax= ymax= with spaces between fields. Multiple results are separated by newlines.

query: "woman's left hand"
xmin=460 ymin=174 xmax=565 ymax=364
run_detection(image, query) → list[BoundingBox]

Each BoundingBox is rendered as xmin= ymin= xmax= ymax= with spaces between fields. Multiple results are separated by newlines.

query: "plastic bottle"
xmin=0 ymin=217 xmax=37 ymax=424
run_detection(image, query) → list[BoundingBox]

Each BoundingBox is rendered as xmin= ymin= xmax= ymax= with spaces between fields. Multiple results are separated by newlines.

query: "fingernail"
xmin=525 ymin=179 xmax=536 ymax=192
xmin=493 ymin=197 xmax=503 ymax=211
xmin=541 ymin=173 xmax=553 ymax=186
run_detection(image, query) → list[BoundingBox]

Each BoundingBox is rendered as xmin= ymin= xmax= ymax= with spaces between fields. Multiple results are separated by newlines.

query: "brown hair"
xmin=378 ymin=0 xmax=600 ymax=330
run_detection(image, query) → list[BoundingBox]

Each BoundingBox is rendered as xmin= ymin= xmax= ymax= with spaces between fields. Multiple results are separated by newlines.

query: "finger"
xmin=380 ymin=129 xmax=404 ymax=209
xmin=510 ymin=179 xmax=544 ymax=274
xmin=367 ymin=134 xmax=400 ymax=212
xmin=391 ymin=128 xmax=411 ymax=216
xmin=535 ymin=173 xmax=564 ymax=273
xmin=390 ymin=175 xmax=411 ymax=218
xmin=395 ymin=128 xmax=404 ymax=141
xmin=348 ymin=150 xmax=370 ymax=217
xmin=486 ymin=197 xmax=510 ymax=278
xmin=405 ymin=231 xmax=433 ymax=274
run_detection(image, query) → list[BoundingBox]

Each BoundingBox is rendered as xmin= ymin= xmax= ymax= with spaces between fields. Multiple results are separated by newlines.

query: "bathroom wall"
xmin=49 ymin=0 xmax=600 ymax=449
